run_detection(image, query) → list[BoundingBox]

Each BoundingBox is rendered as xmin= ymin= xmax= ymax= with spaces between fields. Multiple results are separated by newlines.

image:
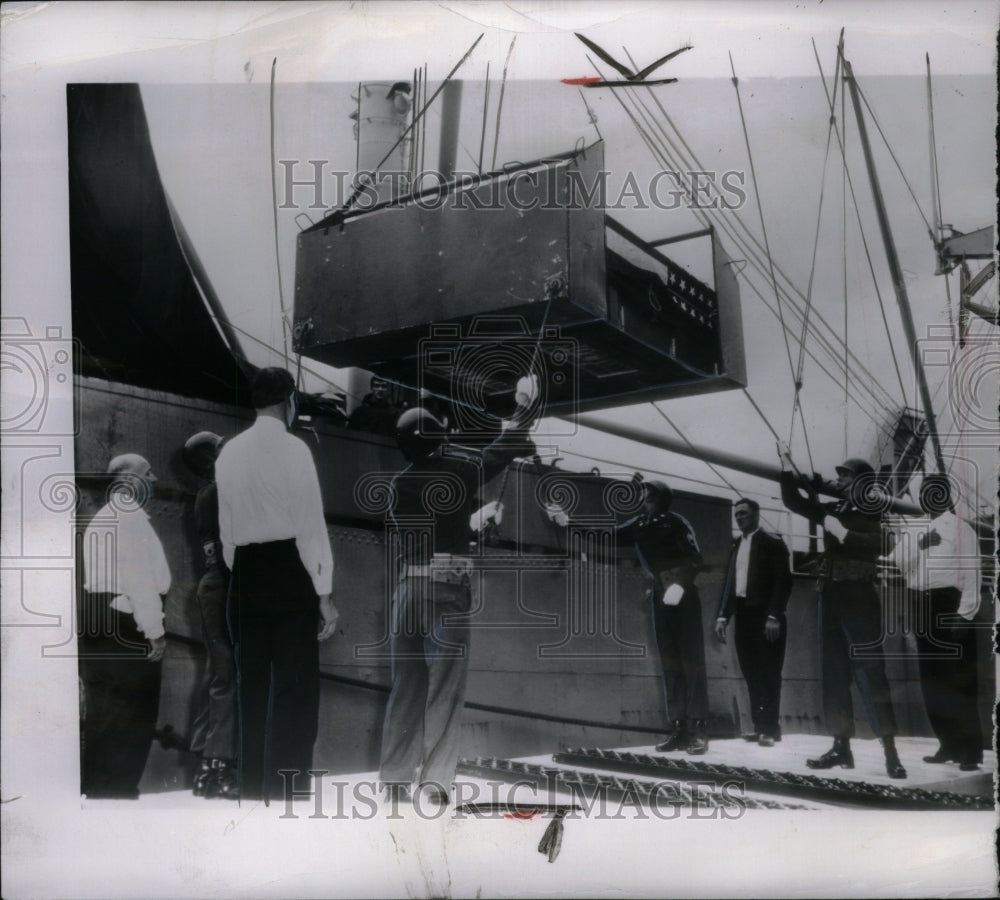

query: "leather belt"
xmin=402 ymin=554 xmax=473 ymax=583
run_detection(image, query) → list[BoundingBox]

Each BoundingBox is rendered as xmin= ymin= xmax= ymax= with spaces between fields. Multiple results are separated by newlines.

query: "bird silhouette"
xmin=563 ymin=33 xmax=692 ymax=88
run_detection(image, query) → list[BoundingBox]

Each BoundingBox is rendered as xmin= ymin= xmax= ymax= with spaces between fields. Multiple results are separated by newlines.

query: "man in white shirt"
xmin=881 ymin=475 xmax=984 ymax=771
xmin=215 ymin=367 xmax=338 ymax=801
xmin=80 ymin=453 xmax=171 ymax=798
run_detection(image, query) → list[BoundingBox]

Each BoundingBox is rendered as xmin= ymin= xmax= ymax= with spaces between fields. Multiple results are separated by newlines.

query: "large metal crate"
xmin=293 ymin=142 xmax=745 ymax=414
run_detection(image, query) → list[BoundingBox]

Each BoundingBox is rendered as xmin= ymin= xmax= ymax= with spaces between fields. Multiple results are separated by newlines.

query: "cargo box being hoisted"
xmin=292 ymin=141 xmax=746 ymax=414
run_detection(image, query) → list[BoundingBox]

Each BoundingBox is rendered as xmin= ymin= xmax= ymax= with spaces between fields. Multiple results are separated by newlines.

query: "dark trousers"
xmin=379 ymin=576 xmax=471 ymax=788
xmin=912 ymin=587 xmax=983 ymax=764
xmin=819 ymin=581 xmax=898 ymax=740
xmin=228 ymin=541 xmax=320 ymax=801
xmin=78 ymin=599 xmax=161 ymax=798
xmin=734 ymin=608 xmax=786 ymax=737
xmin=651 ymin=585 xmax=709 ymax=724
xmin=190 ymin=568 xmax=237 ymax=762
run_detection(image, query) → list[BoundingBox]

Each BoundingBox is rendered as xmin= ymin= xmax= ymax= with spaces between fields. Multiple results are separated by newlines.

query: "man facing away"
xmin=380 ymin=378 xmax=538 ymax=807
xmin=615 ymin=480 xmax=709 ymax=756
xmin=80 ymin=453 xmax=170 ymax=798
xmin=215 ymin=367 xmax=339 ymax=802
xmin=777 ymin=444 xmax=906 ymax=779
xmin=880 ymin=475 xmax=984 ymax=771
xmin=714 ymin=498 xmax=792 ymax=747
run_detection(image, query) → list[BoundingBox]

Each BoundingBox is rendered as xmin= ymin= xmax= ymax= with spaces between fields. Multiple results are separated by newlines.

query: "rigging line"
xmin=612 ymin=82 xmax=892 ymax=424
xmin=408 ymin=67 xmax=418 ymax=182
xmin=634 ymin=81 xmax=902 ymax=414
xmin=336 ymin=34 xmax=484 ymax=217
xmin=853 ymin=74 xmax=933 ymax=233
xmin=795 ymin=398 xmax=817 ymax=475
xmin=577 ymin=88 xmax=603 ymax=142
xmin=420 ymin=63 xmax=428 ymax=177
xmin=477 ymin=62 xmax=490 ymax=175
xmin=727 ymin=53 xmax=797 ymax=399
xmin=842 ymin=76 xmax=849 ymax=459
xmin=732 ymin=267 xmax=894 ymax=431
xmin=843 ymin=56 xmax=948 ymax=477
xmin=491 ymin=36 xmax=516 ymax=171
xmin=605 ymin=66 xmax=896 ymax=425
xmin=926 ymin=54 xmax=945 ymax=246
xmin=795 ymin=40 xmax=842 ymax=387
xmin=788 ymin=42 xmax=842 ymax=461
xmin=649 ymin=402 xmax=783 ymax=532
xmin=200 ymin=312 xmax=363 ymax=402
xmin=814 ymin=41 xmax=910 ymax=411
xmin=556 ymin=448 xmax=738 ymax=495
xmin=269 ymin=58 xmax=290 ymax=368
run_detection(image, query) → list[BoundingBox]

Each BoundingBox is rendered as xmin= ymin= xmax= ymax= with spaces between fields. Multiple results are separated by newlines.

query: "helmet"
xmin=835 ymin=457 xmax=874 ymax=478
xmin=642 ymin=479 xmax=674 ymax=511
xmin=395 ymin=407 xmax=448 ymax=462
xmin=183 ymin=431 xmax=223 ymax=479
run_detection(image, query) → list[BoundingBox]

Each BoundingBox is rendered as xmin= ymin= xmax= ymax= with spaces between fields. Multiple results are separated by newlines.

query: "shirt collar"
xmin=253 ymin=414 xmax=287 ymax=433
xmin=740 ymin=527 xmax=760 ymax=542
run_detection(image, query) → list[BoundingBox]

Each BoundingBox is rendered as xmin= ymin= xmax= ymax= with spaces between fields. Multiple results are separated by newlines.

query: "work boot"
xmin=806 ymin=737 xmax=854 ymax=770
xmin=192 ymin=757 xmax=213 ymax=797
xmin=882 ymin=736 xmax=906 ymax=779
xmin=922 ymin=746 xmax=958 ymax=764
xmin=210 ymin=758 xmax=240 ymax=799
xmin=655 ymin=721 xmax=687 ymax=753
xmin=686 ymin=720 xmax=709 ymax=755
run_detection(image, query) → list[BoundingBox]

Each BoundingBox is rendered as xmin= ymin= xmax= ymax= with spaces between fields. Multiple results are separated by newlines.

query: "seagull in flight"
xmin=563 ymin=33 xmax=692 ymax=88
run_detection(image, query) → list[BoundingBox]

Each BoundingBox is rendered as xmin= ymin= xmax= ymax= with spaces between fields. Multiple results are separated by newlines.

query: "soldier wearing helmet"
xmin=614 ymin=478 xmax=708 ymax=755
xmin=777 ymin=443 xmax=905 ymax=779
xmin=379 ymin=380 xmax=539 ymax=807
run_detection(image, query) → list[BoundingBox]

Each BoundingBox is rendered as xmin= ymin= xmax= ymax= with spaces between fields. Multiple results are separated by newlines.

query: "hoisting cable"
xmin=477 ymin=62 xmax=491 ymax=175
xmin=607 ymin=69 xmax=895 ymax=428
xmin=491 ymin=36 xmax=517 ymax=171
xmin=638 ymin=102 xmax=901 ymax=418
xmin=607 ymin=76 xmax=894 ymax=432
xmin=841 ymin=61 xmax=850 ymax=459
xmin=855 ymin=76 xmax=934 ymax=234
xmin=728 ymin=53 xmax=799 ymax=409
xmin=624 ymin=70 xmax=903 ymax=420
xmin=822 ymin=40 xmax=909 ymax=410
xmin=333 ymin=33 xmax=484 ymax=219
xmin=269 ymin=57 xmax=290 ymax=368
xmin=577 ymin=87 xmax=603 ymax=143
xmin=595 ymin=54 xmax=898 ymax=433
xmin=650 ymin=402 xmax=784 ymax=532
xmin=787 ymin=40 xmax=842 ymax=463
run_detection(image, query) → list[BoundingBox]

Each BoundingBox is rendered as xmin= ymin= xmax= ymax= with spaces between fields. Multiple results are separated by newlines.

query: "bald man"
xmin=80 ymin=453 xmax=171 ymax=798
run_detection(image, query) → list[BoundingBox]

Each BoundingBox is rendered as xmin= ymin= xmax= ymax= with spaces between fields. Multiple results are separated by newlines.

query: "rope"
xmin=477 ymin=62 xmax=490 ymax=174
xmin=842 ymin=78 xmax=850 ymax=459
xmin=819 ymin=43 xmax=908 ymax=410
xmin=728 ymin=54 xmax=799 ymax=406
xmin=335 ymin=34 xmax=484 ymax=218
xmin=269 ymin=58 xmax=290 ymax=367
xmin=632 ymin=79 xmax=901 ymax=411
xmin=788 ymin=40 xmax=841 ymax=462
xmin=622 ymin=76 xmax=903 ymax=422
xmin=491 ymin=37 xmax=516 ymax=171
xmin=607 ymin=77 xmax=896 ymax=429
xmin=650 ymin=402 xmax=783 ymax=532
xmin=855 ymin=76 xmax=934 ymax=233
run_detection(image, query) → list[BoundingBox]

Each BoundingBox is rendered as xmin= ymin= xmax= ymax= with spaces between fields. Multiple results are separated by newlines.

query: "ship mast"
xmin=842 ymin=57 xmax=947 ymax=477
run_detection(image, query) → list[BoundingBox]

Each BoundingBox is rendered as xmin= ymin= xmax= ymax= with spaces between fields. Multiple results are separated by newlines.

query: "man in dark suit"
xmin=714 ymin=498 xmax=792 ymax=747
